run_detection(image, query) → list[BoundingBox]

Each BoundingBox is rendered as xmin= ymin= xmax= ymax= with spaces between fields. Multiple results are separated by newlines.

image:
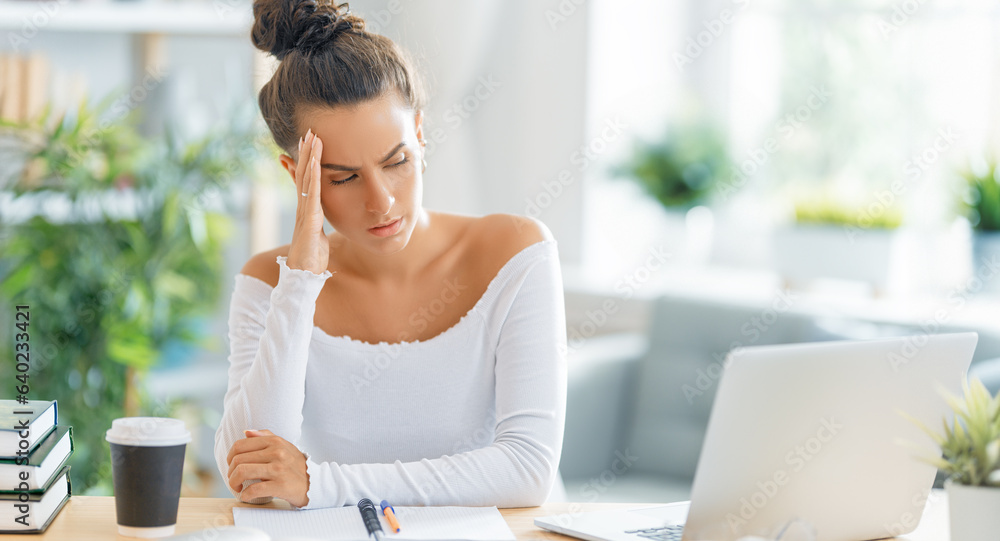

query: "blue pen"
xmin=380 ymin=499 xmax=401 ymax=533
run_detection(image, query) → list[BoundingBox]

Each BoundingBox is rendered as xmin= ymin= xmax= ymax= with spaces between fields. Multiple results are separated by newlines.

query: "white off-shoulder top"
xmin=213 ymin=238 xmax=568 ymax=509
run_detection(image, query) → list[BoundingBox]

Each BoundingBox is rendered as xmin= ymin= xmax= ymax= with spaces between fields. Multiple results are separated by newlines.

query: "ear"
xmin=278 ymin=154 xmax=297 ymax=185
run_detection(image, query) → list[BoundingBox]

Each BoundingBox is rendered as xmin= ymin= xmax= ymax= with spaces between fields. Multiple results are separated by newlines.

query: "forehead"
xmin=299 ymin=94 xmax=414 ymax=158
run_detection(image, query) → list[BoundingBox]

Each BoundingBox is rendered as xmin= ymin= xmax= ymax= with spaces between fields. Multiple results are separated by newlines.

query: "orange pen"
xmin=380 ymin=499 xmax=401 ymax=533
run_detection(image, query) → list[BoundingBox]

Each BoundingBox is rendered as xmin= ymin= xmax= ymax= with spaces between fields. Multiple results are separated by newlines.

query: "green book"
xmin=0 ymin=465 xmax=71 ymax=533
xmin=0 ymin=400 xmax=57 ymax=460
xmin=0 ymin=426 xmax=73 ymax=492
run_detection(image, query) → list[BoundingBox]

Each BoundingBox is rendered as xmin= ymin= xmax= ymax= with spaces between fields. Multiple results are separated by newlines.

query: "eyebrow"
xmin=319 ymin=142 xmax=407 ymax=172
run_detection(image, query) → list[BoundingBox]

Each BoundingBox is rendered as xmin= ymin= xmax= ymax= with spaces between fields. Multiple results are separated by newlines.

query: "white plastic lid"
xmin=105 ymin=417 xmax=191 ymax=447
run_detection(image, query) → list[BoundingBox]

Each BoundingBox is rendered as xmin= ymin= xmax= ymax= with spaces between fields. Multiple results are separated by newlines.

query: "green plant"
xmin=0 ymin=92 xmax=267 ymax=494
xmin=958 ymin=160 xmax=1000 ymax=233
xmin=612 ymin=122 xmax=730 ymax=209
xmin=906 ymin=378 xmax=1000 ymax=487
xmin=793 ymin=195 xmax=903 ymax=229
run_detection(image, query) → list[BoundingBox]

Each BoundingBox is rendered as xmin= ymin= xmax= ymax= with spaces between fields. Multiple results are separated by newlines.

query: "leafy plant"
xmin=957 ymin=160 xmax=1000 ymax=233
xmin=906 ymin=378 xmax=1000 ymax=487
xmin=0 ymin=92 xmax=267 ymax=494
xmin=612 ymin=122 xmax=730 ymax=209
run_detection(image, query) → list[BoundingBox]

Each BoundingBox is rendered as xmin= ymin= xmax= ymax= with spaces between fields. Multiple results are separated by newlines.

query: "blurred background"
xmin=1 ymin=0 xmax=1000 ymax=505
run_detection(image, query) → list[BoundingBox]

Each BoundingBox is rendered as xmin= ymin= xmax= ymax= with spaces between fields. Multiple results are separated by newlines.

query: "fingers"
xmin=226 ymin=449 xmax=275 ymax=477
xmin=226 ymin=436 xmax=270 ymax=466
xmin=308 ymin=135 xmax=323 ymax=210
xmin=229 ymin=462 xmax=271 ymax=493
xmin=227 ymin=445 xmax=280 ymax=478
xmin=305 ymin=154 xmax=315 ymax=203
xmin=295 ymin=129 xmax=314 ymax=196
xmin=238 ymin=480 xmax=276 ymax=503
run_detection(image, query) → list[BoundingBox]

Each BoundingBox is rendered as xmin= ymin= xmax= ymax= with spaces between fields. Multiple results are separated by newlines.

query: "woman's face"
xmin=281 ymin=93 xmax=425 ymax=255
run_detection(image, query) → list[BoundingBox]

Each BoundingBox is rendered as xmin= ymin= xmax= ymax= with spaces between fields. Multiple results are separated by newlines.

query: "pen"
xmin=380 ymin=499 xmax=401 ymax=533
xmin=358 ymin=498 xmax=385 ymax=541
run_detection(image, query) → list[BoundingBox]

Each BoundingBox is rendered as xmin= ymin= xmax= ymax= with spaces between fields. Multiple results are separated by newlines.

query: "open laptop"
xmin=536 ymin=332 xmax=979 ymax=541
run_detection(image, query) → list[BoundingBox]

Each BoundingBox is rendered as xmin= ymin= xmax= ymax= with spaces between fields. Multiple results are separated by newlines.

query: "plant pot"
xmin=945 ymin=479 xmax=1000 ymax=541
xmin=971 ymin=232 xmax=1000 ymax=294
xmin=771 ymin=224 xmax=905 ymax=292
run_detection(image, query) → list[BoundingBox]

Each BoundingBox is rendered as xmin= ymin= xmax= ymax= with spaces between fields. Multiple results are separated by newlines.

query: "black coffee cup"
xmin=105 ymin=417 xmax=191 ymax=538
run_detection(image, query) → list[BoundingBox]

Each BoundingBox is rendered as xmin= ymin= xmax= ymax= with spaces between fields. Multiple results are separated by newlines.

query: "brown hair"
xmin=251 ymin=0 xmax=428 ymax=156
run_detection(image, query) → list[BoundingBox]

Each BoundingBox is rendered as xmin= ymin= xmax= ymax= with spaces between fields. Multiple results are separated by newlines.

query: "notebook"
xmin=0 ymin=400 xmax=57 ymax=459
xmin=0 ymin=425 xmax=73 ymax=491
xmin=0 ymin=465 xmax=71 ymax=533
xmin=233 ymin=505 xmax=516 ymax=541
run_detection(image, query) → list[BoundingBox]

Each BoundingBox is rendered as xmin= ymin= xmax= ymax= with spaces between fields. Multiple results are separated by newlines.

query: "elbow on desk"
xmin=493 ymin=457 xmax=560 ymax=508
xmin=490 ymin=438 xmax=563 ymax=508
xmin=496 ymin=471 xmax=556 ymax=508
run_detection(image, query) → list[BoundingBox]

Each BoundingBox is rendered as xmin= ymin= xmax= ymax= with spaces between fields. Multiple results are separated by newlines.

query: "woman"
xmin=214 ymin=0 xmax=568 ymax=510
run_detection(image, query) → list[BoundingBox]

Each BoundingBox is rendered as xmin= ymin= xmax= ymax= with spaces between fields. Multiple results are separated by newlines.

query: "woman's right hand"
xmin=286 ymin=129 xmax=331 ymax=275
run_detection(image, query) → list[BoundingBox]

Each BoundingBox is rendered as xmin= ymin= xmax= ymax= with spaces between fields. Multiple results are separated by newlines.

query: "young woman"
xmin=214 ymin=0 xmax=568 ymax=509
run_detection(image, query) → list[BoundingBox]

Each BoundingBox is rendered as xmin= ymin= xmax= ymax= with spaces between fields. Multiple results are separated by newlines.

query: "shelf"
xmin=0 ymin=0 xmax=253 ymax=35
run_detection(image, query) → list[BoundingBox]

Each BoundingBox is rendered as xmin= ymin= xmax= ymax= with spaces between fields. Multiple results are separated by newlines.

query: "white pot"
xmin=971 ymin=232 xmax=1000 ymax=294
xmin=945 ymin=479 xmax=1000 ymax=541
xmin=771 ymin=224 xmax=905 ymax=291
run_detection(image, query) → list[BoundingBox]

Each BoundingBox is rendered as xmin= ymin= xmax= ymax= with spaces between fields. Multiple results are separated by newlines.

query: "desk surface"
xmin=2 ymin=493 xmax=950 ymax=540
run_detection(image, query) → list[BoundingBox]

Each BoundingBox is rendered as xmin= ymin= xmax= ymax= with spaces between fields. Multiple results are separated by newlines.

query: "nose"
xmin=365 ymin=172 xmax=395 ymax=215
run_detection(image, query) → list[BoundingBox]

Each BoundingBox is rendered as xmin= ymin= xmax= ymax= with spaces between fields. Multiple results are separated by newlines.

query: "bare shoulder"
xmin=472 ymin=213 xmax=554 ymax=260
xmin=239 ymin=244 xmax=291 ymax=288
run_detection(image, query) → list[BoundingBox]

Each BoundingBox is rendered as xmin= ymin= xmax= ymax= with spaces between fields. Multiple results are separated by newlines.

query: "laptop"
xmin=536 ymin=332 xmax=979 ymax=541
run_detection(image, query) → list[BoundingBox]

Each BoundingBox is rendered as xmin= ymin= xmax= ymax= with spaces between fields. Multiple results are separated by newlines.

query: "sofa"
xmin=558 ymin=291 xmax=1000 ymax=503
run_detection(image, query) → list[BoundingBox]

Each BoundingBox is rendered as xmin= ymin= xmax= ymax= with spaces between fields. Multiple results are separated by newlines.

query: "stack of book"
xmin=0 ymin=51 xmax=87 ymax=126
xmin=0 ymin=400 xmax=73 ymax=533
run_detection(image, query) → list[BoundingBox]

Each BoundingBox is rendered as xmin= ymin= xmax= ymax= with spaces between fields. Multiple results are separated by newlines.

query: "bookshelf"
xmin=0 ymin=0 xmax=280 ymax=253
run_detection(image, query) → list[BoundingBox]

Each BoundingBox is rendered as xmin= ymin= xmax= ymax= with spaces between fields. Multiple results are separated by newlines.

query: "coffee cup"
xmin=105 ymin=417 xmax=191 ymax=538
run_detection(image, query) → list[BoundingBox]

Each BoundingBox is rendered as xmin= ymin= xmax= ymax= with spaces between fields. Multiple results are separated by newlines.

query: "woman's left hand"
xmin=226 ymin=429 xmax=310 ymax=507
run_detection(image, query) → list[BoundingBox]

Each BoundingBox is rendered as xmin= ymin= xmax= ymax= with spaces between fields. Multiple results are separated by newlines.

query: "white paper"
xmin=232 ymin=505 xmax=517 ymax=541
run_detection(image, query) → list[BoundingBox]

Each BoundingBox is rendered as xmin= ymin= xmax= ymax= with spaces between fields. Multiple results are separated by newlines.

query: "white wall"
xmin=275 ymin=0 xmax=591 ymax=265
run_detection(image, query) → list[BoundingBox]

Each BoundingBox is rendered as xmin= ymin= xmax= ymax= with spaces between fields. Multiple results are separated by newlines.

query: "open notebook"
xmin=233 ymin=505 xmax=516 ymax=541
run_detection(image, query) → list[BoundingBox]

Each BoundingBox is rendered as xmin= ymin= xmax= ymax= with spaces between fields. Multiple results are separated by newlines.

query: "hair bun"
xmin=252 ymin=0 xmax=365 ymax=60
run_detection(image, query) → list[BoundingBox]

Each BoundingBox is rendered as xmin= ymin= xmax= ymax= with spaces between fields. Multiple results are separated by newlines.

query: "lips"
xmin=369 ymin=218 xmax=400 ymax=230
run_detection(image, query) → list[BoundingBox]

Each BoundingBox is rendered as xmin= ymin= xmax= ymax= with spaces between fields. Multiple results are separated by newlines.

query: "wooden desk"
xmin=2 ymin=493 xmax=950 ymax=540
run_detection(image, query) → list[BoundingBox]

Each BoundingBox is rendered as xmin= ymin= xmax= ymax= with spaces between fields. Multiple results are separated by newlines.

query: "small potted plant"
xmin=610 ymin=120 xmax=730 ymax=265
xmin=612 ymin=121 xmax=730 ymax=210
xmin=957 ymin=157 xmax=1000 ymax=293
xmin=771 ymin=187 xmax=904 ymax=294
xmin=908 ymin=377 xmax=1000 ymax=541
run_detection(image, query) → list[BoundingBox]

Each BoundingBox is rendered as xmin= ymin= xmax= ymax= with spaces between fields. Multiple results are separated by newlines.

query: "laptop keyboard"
xmin=624 ymin=525 xmax=684 ymax=540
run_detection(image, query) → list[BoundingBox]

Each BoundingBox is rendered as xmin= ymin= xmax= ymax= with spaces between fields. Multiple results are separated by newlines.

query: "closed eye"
xmin=329 ymin=157 xmax=410 ymax=186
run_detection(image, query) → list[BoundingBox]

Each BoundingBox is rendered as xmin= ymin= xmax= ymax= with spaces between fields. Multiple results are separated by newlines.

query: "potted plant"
xmin=612 ymin=121 xmax=730 ymax=209
xmin=0 ymin=92 xmax=266 ymax=495
xmin=957 ymin=158 xmax=1000 ymax=293
xmin=611 ymin=121 xmax=730 ymax=264
xmin=908 ymin=377 xmax=1000 ymax=541
xmin=771 ymin=188 xmax=905 ymax=294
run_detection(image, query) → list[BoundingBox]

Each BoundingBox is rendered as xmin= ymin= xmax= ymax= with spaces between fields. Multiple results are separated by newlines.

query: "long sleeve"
xmin=214 ymin=255 xmax=332 ymax=503
xmin=296 ymin=242 xmax=567 ymax=510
